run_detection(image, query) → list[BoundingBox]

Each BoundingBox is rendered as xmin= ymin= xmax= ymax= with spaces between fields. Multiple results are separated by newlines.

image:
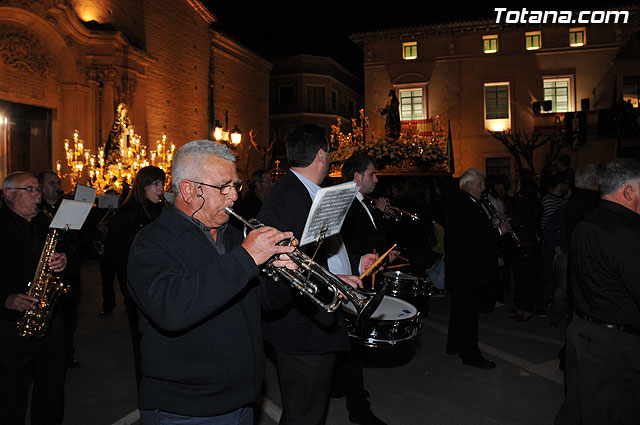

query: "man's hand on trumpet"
xmin=241 ymin=227 xmax=298 ymax=270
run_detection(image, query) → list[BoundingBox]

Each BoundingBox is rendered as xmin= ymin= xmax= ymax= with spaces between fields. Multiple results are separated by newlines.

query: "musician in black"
xmin=337 ymin=152 xmax=394 ymax=425
xmin=445 ymin=168 xmax=510 ymax=369
xmin=127 ymin=141 xmax=296 ymax=424
xmin=555 ymin=159 xmax=640 ymax=424
xmin=258 ymin=124 xmax=375 ymax=425
xmin=38 ymin=170 xmax=82 ymax=368
xmin=0 ymin=171 xmax=68 ymax=424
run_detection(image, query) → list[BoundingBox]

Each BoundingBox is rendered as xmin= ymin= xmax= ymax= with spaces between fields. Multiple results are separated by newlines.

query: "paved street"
xmin=59 ymin=259 xmax=567 ymax=425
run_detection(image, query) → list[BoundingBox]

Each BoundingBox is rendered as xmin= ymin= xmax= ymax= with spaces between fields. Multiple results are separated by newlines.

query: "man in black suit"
xmin=341 ymin=153 xmax=397 ymax=271
xmin=445 ymin=168 xmax=511 ymax=369
xmin=336 ymin=152 xmax=397 ymax=425
xmin=258 ymin=125 xmax=376 ymax=425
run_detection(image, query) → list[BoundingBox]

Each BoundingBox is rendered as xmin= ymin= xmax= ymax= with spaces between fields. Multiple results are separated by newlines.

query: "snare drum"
xmin=342 ymin=296 xmax=421 ymax=347
xmin=379 ymin=271 xmax=427 ymax=299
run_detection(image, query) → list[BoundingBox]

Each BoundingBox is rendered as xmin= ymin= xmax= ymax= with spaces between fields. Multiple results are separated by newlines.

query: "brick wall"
xmin=142 ymin=0 xmax=211 ymax=148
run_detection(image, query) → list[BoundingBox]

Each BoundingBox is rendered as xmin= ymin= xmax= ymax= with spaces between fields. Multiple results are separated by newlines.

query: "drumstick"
xmin=371 ymin=249 xmax=376 ymax=291
xmin=385 ymin=263 xmax=409 ymax=270
xmin=397 ymin=255 xmax=409 ymax=262
xmin=360 ymin=244 xmax=397 ymax=280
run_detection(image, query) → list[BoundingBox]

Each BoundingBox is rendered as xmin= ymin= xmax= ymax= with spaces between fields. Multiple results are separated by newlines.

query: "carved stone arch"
xmin=0 ymin=7 xmax=78 ymax=83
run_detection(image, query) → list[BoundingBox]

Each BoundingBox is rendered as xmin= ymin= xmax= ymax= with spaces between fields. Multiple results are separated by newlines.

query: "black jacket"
xmin=257 ymin=171 xmax=350 ymax=354
xmin=127 ymin=206 xmax=265 ymax=417
xmin=444 ymin=191 xmax=501 ymax=287
xmin=0 ymin=206 xmax=72 ymax=322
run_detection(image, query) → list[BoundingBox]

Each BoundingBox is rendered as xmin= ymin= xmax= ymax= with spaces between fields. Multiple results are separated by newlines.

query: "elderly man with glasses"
xmin=0 ymin=171 xmax=69 ymax=424
xmin=127 ymin=140 xmax=297 ymax=424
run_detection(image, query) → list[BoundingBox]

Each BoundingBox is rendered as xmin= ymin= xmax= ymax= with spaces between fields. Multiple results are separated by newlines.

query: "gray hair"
xmin=597 ymin=158 xmax=640 ymax=196
xmin=2 ymin=171 xmax=35 ymax=191
xmin=171 ymin=140 xmax=236 ymax=193
xmin=459 ymin=168 xmax=484 ymax=189
xmin=574 ymin=164 xmax=598 ymax=190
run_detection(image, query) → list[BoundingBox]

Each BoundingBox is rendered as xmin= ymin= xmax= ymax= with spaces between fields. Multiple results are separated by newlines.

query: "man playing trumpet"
xmin=127 ymin=140 xmax=297 ymax=424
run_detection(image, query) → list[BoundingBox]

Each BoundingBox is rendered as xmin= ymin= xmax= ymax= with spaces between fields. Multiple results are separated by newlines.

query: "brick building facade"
xmin=350 ymin=7 xmax=640 ymax=176
xmin=0 ymin=0 xmax=272 ymax=186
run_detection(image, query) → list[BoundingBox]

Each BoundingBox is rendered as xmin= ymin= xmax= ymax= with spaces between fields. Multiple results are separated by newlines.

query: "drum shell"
xmin=379 ymin=271 xmax=427 ymax=300
xmin=342 ymin=296 xmax=421 ymax=348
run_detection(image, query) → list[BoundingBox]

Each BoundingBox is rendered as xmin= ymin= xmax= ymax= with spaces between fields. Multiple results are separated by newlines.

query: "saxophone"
xmin=16 ymin=213 xmax=70 ymax=338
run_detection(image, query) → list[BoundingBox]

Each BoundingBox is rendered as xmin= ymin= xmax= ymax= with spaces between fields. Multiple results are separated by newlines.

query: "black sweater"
xmin=127 ymin=206 xmax=264 ymax=416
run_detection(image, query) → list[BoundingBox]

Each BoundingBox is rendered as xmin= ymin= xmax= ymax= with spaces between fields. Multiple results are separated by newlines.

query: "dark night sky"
xmin=204 ymin=1 xmax=639 ymax=77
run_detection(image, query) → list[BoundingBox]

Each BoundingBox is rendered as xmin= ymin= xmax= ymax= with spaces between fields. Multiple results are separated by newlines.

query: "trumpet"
xmin=363 ymin=195 xmax=420 ymax=222
xmin=480 ymin=194 xmax=528 ymax=259
xmin=225 ymin=207 xmax=385 ymax=324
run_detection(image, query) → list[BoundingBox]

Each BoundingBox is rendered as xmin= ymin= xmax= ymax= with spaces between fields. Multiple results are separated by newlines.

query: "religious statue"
xmin=103 ymin=102 xmax=131 ymax=165
xmin=379 ymin=89 xmax=401 ymax=139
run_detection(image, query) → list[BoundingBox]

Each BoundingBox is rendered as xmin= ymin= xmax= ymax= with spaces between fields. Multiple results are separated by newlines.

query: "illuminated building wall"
xmin=351 ymin=7 xmax=640 ymax=176
xmin=0 ymin=0 xmax=271 ymax=186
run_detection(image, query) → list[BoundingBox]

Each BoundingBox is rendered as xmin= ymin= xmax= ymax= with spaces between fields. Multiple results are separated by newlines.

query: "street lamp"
xmin=213 ymin=109 xmax=241 ymax=147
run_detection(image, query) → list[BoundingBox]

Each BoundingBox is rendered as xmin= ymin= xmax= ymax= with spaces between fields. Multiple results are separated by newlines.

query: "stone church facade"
xmin=0 ymin=0 xmax=272 ymax=186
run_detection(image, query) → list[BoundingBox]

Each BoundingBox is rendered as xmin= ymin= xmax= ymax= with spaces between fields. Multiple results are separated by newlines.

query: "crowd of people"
xmin=2 ymin=128 xmax=640 ymax=424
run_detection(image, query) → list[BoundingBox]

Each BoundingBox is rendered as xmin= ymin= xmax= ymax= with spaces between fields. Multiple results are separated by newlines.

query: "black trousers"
xmin=555 ymin=317 xmax=640 ymax=425
xmin=275 ymin=351 xmax=336 ymax=425
xmin=99 ymin=256 xmax=125 ymax=312
xmin=446 ymin=280 xmax=486 ymax=361
xmin=0 ymin=316 xmax=66 ymax=425
xmin=333 ymin=345 xmax=370 ymax=415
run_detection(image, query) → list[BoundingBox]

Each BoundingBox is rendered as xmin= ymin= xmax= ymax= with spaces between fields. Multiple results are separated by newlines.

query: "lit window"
xmin=399 ymin=89 xmax=424 ymax=120
xmin=485 ymin=84 xmax=509 ymax=119
xmin=544 ymin=78 xmax=572 ymax=112
xmin=525 ymin=31 xmax=541 ymax=50
xmin=403 ymin=42 xmax=418 ymax=60
xmin=484 ymin=83 xmax=510 ymax=131
xmin=623 ymin=76 xmax=640 ymax=108
xmin=483 ymin=35 xmax=498 ymax=54
xmin=569 ymin=28 xmax=586 ymax=47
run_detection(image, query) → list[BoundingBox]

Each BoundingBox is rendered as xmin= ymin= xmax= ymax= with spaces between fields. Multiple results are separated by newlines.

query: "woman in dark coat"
xmin=103 ymin=165 xmax=165 ymax=387
xmin=508 ymin=175 xmax=542 ymax=322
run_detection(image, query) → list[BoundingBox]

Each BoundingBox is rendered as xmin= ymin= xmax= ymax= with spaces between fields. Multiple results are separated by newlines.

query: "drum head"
xmin=342 ymin=295 xmax=417 ymax=320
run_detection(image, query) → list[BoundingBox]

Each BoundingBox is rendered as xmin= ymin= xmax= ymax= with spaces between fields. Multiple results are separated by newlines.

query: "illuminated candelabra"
xmin=58 ymin=127 xmax=175 ymax=195
xmin=89 ymin=128 xmax=160 ymax=193
xmin=150 ymin=134 xmax=175 ymax=189
xmin=59 ymin=130 xmax=91 ymax=186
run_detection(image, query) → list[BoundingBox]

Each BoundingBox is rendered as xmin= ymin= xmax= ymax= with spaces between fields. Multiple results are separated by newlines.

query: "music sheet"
xmin=49 ymin=199 xmax=93 ymax=230
xmin=74 ymin=184 xmax=97 ymax=204
xmin=98 ymin=194 xmax=119 ymax=209
xmin=299 ymin=181 xmax=359 ymax=246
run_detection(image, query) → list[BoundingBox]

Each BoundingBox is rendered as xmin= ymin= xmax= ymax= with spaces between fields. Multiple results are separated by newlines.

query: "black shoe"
xmin=462 ymin=357 xmax=496 ymax=369
xmin=67 ymin=358 xmax=80 ymax=369
xmin=349 ymin=410 xmax=387 ymax=425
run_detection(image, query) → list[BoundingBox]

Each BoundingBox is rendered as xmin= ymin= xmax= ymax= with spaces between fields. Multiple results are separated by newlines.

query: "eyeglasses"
xmin=11 ymin=186 xmax=43 ymax=193
xmin=192 ymin=180 xmax=243 ymax=195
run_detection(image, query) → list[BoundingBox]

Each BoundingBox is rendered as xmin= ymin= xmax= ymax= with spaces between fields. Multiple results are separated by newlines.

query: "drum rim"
xmin=381 ymin=270 xmax=423 ymax=281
